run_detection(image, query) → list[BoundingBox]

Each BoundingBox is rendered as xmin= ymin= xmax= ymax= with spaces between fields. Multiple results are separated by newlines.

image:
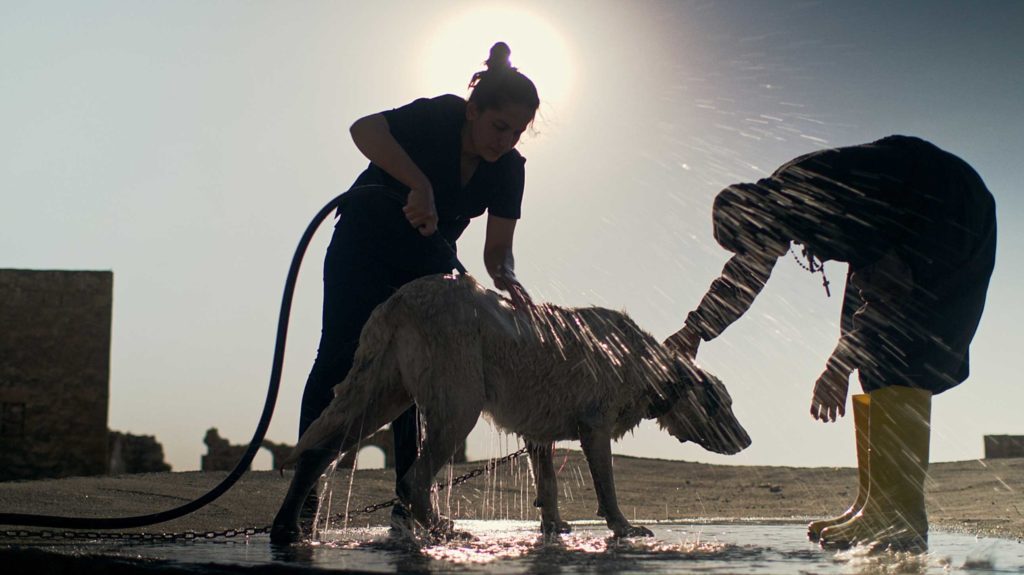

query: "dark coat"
xmin=688 ymin=136 xmax=996 ymax=393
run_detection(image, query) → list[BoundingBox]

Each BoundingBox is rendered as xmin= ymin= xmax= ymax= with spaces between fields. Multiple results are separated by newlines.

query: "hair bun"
xmin=467 ymin=42 xmax=538 ymax=111
xmin=486 ymin=42 xmax=512 ymax=71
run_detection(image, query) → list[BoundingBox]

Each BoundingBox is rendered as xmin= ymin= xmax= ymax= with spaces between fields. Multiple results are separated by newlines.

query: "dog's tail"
xmin=281 ymin=295 xmax=413 ymax=469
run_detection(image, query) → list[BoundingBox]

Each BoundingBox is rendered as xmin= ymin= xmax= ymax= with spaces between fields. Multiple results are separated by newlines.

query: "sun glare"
xmin=419 ymin=5 xmax=575 ymax=111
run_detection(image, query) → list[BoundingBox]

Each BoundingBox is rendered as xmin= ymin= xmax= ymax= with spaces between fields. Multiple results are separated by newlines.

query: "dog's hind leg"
xmin=272 ymin=395 xmax=412 ymax=545
xmin=578 ymin=424 xmax=654 ymax=538
xmin=397 ymin=395 xmax=483 ymax=539
xmin=271 ymin=355 xmax=412 ymax=545
xmin=270 ymin=440 xmax=343 ymax=545
xmin=527 ymin=441 xmax=572 ymax=535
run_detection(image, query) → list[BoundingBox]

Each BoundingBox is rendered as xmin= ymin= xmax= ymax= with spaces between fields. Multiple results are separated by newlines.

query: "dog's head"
xmin=648 ymin=358 xmax=752 ymax=455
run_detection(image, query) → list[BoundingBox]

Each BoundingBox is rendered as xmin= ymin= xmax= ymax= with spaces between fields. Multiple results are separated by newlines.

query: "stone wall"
xmin=0 ymin=269 xmax=112 ymax=480
xmin=984 ymin=435 xmax=1024 ymax=459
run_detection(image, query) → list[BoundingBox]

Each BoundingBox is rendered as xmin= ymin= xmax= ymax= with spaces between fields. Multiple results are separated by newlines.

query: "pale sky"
xmin=2 ymin=0 xmax=1022 ymax=473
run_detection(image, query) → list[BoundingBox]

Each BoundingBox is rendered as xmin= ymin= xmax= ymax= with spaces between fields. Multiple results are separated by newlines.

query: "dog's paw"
xmin=612 ymin=524 xmax=654 ymax=538
xmin=446 ymin=529 xmax=477 ymax=542
xmin=428 ymin=522 xmax=475 ymax=543
xmin=269 ymin=522 xmax=303 ymax=546
xmin=424 ymin=515 xmax=475 ymax=542
xmin=388 ymin=503 xmax=416 ymax=537
xmin=541 ymin=519 xmax=573 ymax=535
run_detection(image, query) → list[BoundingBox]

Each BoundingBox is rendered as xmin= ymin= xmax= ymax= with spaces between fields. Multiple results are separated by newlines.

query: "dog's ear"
xmin=650 ymin=358 xmax=716 ymax=432
xmin=672 ymin=357 xmax=729 ymax=414
xmin=644 ymin=354 xmax=697 ymax=419
xmin=645 ymin=382 xmax=677 ymax=418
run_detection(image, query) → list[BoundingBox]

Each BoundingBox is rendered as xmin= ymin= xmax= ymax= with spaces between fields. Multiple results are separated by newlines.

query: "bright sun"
xmin=419 ymin=5 xmax=575 ymax=111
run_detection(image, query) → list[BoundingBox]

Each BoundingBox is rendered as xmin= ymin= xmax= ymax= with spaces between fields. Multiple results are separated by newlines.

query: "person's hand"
xmin=403 ymin=187 xmax=438 ymax=236
xmin=495 ymin=276 xmax=533 ymax=309
xmin=810 ymin=365 xmax=850 ymax=422
xmin=664 ymin=325 xmax=701 ymax=360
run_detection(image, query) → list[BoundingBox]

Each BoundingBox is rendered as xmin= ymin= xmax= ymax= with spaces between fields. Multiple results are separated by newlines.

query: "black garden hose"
xmin=0 ymin=186 xmax=465 ymax=529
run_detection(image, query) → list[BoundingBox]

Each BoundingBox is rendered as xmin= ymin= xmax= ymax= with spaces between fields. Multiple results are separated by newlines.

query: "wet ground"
xmin=4 ymin=521 xmax=1023 ymax=574
xmin=3 ymin=455 xmax=1022 ymax=572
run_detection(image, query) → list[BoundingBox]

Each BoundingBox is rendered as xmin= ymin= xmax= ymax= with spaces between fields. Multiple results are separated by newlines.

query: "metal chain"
xmin=0 ymin=525 xmax=271 ymax=542
xmin=0 ymin=447 xmax=531 ymax=543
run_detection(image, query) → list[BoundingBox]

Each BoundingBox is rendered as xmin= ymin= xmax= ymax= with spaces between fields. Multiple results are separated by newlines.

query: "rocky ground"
xmin=2 ymin=452 xmax=1021 ymax=541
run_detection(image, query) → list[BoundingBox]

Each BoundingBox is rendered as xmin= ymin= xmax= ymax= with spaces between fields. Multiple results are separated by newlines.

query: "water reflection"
xmin=274 ymin=521 xmax=1023 ymax=574
xmin=21 ymin=522 xmax=1024 ymax=574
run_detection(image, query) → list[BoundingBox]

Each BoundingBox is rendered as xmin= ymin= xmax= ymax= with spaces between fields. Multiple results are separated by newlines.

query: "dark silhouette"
xmin=292 ymin=42 xmax=541 ymax=535
xmin=666 ymin=135 xmax=997 ymax=551
xmin=109 ymin=431 xmax=171 ymax=474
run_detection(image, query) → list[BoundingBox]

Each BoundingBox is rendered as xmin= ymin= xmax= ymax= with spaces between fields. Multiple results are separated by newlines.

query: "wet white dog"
xmin=271 ymin=275 xmax=751 ymax=544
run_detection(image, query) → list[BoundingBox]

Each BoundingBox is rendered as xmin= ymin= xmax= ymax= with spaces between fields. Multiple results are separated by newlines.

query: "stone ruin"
xmin=202 ymin=428 xmax=295 ymax=471
xmin=109 ymin=431 xmax=172 ymax=474
xmin=984 ymin=435 xmax=1024 ymax=459
xmin=201 ymin=427 xmax=466 ymax=471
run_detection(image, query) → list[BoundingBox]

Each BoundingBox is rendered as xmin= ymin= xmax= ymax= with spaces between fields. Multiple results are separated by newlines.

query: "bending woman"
xmin=666 ymin=135 xmax=996 ymax=551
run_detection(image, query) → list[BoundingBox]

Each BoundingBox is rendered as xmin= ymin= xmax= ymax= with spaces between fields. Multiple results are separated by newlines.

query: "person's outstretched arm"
xmin=484 ymin=214 xmax=532 ymax=308
xmin=350 ymin=113 xmax=437 ymax=235
xmin=665 ymin=252 xmax=778 ymax=358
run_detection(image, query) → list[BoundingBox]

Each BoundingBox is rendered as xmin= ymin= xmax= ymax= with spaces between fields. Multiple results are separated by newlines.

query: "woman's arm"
xmin=810 ymin=292 xmax=862 ymax=423
xmin=484 ymin=215 xmax=532 ymax=308
xmin=810 ymin=251 xmax=912 ymax=422
xmin=350 ymin=113 xmax=437 ymax=235
xmin=665 ymin=252 xmax=779 ymax=358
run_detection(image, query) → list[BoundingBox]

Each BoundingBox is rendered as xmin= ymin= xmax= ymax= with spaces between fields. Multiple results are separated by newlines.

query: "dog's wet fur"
xmin=271 ymin=275 xmax=751 ymax=544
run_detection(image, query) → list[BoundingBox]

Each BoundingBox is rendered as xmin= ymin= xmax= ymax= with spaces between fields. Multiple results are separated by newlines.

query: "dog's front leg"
xmin=527 ymin=440 xmax=572 ymax=535
xmin=578 ymin=424 xmax=653 ymax=538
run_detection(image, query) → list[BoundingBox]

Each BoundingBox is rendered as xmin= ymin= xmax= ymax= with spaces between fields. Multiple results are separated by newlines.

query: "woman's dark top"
xmin=686 ymin=135 xmax=997 ymax=393
xmin=348 ymin=94 xmax=526 ymax=244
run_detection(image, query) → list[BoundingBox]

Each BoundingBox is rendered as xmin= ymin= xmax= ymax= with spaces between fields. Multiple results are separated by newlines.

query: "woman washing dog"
xmin=665 ymin=135 xmax=997 ymax=551
xmin=297 ymin=42 xmax=540 ymax=531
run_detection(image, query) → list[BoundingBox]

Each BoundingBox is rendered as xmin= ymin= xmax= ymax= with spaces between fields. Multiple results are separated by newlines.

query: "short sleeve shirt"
xmin=352 ymin=94 xmax=526 ymax=243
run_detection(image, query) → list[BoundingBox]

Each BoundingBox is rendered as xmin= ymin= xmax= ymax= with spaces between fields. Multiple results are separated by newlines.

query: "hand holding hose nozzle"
xmin=403 ymin=186 xmax=438 ymax=237
xmin=341 ymin=184 xmax=468 ymax=276
xmin=400 ymin=187 xmax=468 ymax=276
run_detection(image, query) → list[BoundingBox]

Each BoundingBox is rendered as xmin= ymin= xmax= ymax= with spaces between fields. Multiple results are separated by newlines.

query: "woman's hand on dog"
xmin=495 ymin=276 xmax=533 ymax=309
xmin=664 ymin=324 xmax=701 ymax=360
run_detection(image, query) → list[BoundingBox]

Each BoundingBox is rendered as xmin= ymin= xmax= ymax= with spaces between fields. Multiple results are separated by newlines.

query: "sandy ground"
xmin=2 ymin=452 xmax=1022 ymax=542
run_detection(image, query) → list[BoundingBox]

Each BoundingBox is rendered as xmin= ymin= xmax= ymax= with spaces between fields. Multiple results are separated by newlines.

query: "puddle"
xmin=10 ymin=521 xmax=1023 ymax=574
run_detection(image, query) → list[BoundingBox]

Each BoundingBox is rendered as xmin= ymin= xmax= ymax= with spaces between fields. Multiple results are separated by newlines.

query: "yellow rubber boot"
xmin=820 ymin=385 xmax=931 ymax=552
xmin=807 ymin=394 xmax=870 ymax=541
